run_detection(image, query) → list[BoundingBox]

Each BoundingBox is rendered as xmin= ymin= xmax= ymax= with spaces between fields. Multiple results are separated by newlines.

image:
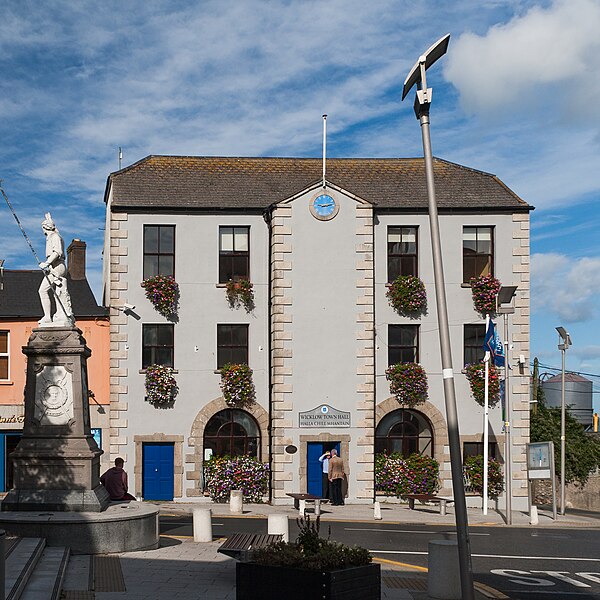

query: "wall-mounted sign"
xmin=299 ymin=404 xmax=350 ymax=428
xmin=0 ymin=415 xmax=24 ymax=425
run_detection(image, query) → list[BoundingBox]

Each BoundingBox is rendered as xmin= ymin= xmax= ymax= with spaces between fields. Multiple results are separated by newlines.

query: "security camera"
xmin=123 ymin=303 xmax=135 ymax=311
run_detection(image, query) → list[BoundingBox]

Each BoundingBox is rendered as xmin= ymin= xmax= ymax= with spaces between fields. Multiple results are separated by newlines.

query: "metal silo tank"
xmin=541 ymin=373 xmax=593 ymax=428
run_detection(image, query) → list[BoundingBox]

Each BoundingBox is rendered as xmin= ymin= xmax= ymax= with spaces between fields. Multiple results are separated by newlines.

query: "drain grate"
xmin=62 ymin=592 xmax=95 ymax=599
xmin=383 ymin=575 xmax=428 ymax=591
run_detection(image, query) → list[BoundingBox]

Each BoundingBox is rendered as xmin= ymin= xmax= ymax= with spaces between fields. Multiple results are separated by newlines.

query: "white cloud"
xmin=445 ymin=0 xmax=600 ymax=117
xmin=531 ymin=252 xmax=600 ymax=322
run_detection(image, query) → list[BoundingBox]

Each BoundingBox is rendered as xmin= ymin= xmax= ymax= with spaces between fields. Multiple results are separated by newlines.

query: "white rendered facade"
xmin=103 ymin=156 xmax=532 ymax=508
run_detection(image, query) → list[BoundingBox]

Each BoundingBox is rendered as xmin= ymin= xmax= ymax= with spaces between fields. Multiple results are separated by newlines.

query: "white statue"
xmin=38 ymin=213 xmax=74 ymax=327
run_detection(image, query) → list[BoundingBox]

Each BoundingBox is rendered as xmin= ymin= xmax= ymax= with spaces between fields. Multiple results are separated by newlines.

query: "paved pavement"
xmin=60 ymin=500 xmax=600 ymax=600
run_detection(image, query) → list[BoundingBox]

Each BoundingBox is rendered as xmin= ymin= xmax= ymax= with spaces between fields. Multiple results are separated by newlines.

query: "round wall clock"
xmin=309 ymin=191 xmax=339 ymax=221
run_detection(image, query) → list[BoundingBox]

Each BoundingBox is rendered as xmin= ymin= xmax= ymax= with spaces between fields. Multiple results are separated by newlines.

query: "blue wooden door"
xmin=0 ymin=433 xmax=21 ymax=492
xmin=307 ymin=442 xmax=341 ymax=496
xmin=143 ymin=442 xmax=174 ymax=501
xmin=307 ymin=443 xmax=324 ymax=496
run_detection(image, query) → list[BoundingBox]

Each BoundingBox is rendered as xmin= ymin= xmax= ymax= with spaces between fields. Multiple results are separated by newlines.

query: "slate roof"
xmin=0 ymin=270 xmax=107 ymax=319
xmin=107 ymin=155 xmax=531 ymax=211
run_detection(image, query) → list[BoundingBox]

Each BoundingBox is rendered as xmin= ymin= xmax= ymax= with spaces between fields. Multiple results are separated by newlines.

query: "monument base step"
xmin=0 ymin=501 xmax=159 ymax=554
xmin=2 ymin=486 xmax=110 ymax=513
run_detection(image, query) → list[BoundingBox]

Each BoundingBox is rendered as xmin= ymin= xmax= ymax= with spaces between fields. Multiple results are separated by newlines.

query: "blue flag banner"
xmin=483 ymin=320 xmax=505 ymax=367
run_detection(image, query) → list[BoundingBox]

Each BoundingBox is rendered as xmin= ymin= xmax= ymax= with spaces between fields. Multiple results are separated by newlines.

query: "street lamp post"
xmin=497 ymin=285 xmax=517 ymax=525
xmin=556 ymin=326 xmax=572 ymax=515
xmin=402 ymin=34 xmax=474 ymax=600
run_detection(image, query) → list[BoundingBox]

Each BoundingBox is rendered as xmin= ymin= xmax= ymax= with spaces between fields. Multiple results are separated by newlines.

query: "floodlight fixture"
xmin=402 ymin=34 xmax=450 ymax=101
xmin=556 ymin=326 xmax=572 ymax=347
xmin=498 ymin=285 xmax=518 ymax=306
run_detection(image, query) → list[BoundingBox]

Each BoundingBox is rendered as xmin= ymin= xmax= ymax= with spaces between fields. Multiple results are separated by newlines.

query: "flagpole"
xmin=483 ymin=314 xmax=490 ymax=515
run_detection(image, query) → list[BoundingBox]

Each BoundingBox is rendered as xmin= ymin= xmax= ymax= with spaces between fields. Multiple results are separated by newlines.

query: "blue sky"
xmin=1 ymin=0 xmax=599 ymax=411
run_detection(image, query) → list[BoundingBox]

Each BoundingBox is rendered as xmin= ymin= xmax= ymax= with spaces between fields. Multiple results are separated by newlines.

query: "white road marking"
xmin=344 ymin=528 xmax=490 ymax=535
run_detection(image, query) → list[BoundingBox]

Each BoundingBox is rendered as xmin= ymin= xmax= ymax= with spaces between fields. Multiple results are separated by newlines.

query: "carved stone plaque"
xmin=299 ymin=404 xmax=351 ymax=428
xmin=35 ymin=365 xmax=74 ymax=426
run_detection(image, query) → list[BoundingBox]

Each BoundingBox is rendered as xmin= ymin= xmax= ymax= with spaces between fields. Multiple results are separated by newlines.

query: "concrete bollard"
xmin=530 ymin=504 xmax=539 ymax=526
xmin=268 ymin=514 xmax=289 ymax=543
xmin=193 ymin=508 xmax=213 ymax=543
xmin=230 ymin=489 xmax=243 ymax=514
xmin=427 ymin=540 xmax=461 ymax=599
xmin=374 ymin=501 xmax=382 ymax=520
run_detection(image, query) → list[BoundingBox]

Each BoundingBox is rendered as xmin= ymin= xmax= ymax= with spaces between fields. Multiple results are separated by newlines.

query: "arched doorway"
xmin=375 ymin=408 xmax=433 ymax=457
xmin=203 ymin=409 xmax=261 ymax=459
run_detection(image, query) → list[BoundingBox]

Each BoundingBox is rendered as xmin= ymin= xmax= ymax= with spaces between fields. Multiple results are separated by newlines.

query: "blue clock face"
xmin=311 ymin=193 xmax=337 ymax=220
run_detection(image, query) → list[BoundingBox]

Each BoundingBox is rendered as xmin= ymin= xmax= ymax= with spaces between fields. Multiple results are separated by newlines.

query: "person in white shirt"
xmin=319 ymin=450 xmax=331 ymax=499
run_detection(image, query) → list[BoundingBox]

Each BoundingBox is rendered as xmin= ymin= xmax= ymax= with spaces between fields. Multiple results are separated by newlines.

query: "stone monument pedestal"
xmin=0 ymin=325 xmax=159 ymax=552
xmin=2 ymin=326 xmax=110 ymax=512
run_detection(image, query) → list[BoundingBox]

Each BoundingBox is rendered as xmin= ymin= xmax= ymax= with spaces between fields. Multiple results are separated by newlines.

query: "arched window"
xmin=375 ymin=409 xmax=433 ymax=457
xmin=203 ymin=409 xmax=260 ymax=459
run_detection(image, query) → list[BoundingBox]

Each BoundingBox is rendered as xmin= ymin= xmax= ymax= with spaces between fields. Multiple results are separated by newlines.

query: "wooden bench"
xmin=218 ymin=533 xmax=283 ymax=561
xmin=286 ymin=493 xmax=328 ymax=516
xmin=404 ymin=494 xmax=454 ymax=515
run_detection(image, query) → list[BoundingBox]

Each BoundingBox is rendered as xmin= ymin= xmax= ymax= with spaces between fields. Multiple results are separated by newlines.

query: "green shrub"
xmin=251 ymin=515 xmax=372 ymax=571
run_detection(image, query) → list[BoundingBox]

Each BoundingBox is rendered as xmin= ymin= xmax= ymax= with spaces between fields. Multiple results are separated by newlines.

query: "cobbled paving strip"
xmin=90 ymin=555 xmax=127 ymax=592
xmin=383 ymin=574 xmax=428 ymax=591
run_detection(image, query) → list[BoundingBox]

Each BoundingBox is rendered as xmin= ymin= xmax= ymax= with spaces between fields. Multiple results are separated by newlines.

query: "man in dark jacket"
xmin=100 ymin=457 xmax=136 ymax=501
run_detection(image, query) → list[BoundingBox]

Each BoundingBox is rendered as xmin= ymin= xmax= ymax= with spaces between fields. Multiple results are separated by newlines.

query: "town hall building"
xmin=102 ymin=155 xmax=532 ymax=508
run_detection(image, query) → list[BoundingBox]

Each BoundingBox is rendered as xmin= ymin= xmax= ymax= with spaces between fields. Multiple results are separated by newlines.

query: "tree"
xmin=530 ymin=400 xmax=600 ymax=486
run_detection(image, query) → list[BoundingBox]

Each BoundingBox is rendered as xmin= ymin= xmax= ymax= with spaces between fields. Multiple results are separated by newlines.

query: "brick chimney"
xmin=67 ymin=239 xmax=86 ymax=280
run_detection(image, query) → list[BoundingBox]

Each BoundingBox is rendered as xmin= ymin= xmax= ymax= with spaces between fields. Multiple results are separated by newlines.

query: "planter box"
xmin=236 ymin=562 xmax=380 ymax=600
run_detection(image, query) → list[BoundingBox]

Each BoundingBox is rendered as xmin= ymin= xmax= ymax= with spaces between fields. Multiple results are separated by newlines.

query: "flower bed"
xmin=470 ymin=275 xmax=501 ymax=315
xmin=385 ymin=363 xmax=428 ymax=407
xmin=463 ymin=455 xmax=504 ymax=499
xmin=386 ymin=275 xmax=427 ymax=315
xmin=141 ymin=275 xmax=178 ymax=318
xmin=375 ymin=452 xmax=440 ymax=496
xmin=203 ymin=455 xmax=269 ymax=503
xmin=144 ymin=364 xmax=178 ymax=408
xmin=464 ymin=362 xmax=501 ymax=408
xmin=220 ymin=363 xmax=256 ymax=407
xmin=226 ymin=278 xmax=255 ymax=312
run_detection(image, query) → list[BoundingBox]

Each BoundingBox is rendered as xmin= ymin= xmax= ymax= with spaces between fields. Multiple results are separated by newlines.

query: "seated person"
xmin=100 ymin=457 xmax=136 ymax=501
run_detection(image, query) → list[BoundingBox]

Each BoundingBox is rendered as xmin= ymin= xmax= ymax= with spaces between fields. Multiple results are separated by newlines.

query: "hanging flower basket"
xmin=470 ymin=275 xmax=501 ymax=316
xmin=220 ymin=363 xmax=256 ymax=407
xmin=385 ymin=362 xmax=428 ymax=407
xmin=464 ymin=362 xmax=501 ymax=408
xmin=145 ymin=364 xmax=178 ymax=408
xmin=386 ymin=275 xmax=427 ymax=316
xmin=225 ymin=278 xmax=255 ymax=312
xmin=141 ymin=275 xmax=179 ymax=318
